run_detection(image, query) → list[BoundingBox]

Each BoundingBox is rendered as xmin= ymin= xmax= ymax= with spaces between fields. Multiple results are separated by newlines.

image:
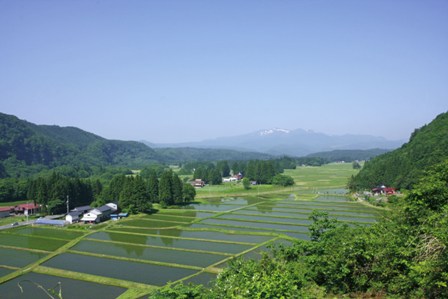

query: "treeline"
xmin=150 ymin=160 xmax=448 ymax=298
xmin=103 ymin=170 xmax=196 ymax=212
xmin=24 ymin=169 xmax=197 ymax=214
xmin=349 ymin=112 xmax=448 ymax=190
xmin=0 ymin=157 xmax=299 ymax=204
xmin=182 ymin=157 xmax=297 ymax=185
xmin=306 ymin=148 xmax=390 ymax=163
xmin=27 ymin=173 xmax=97 ymax=214
xmin=0 ymin=166 xmax=134 ymax=203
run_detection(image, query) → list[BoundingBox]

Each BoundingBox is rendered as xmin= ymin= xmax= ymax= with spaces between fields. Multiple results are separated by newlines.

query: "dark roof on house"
xmin=97 ymin=205 xmax=112 ymax=213
xmin=72 ymin=205 xmax=91 ymax=212
xmin=67 ymin=211 xmax=82 ymax=217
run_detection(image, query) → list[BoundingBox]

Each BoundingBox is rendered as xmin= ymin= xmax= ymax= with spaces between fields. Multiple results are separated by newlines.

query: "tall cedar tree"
xmin=148 ymin=170 xmax=159 ymax=203
xmin=132 ymin=175 xmax=151 ymax=213
xmin=172 ymin=173 xmax=184 ymax=204
xmin=217 ymin=160 xmax=231 ymax=177
xmin=159 ymin=170 xmax=174 ymax=206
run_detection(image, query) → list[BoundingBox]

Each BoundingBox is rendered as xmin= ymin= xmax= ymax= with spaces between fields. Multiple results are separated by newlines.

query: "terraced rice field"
xmin=0 ymin=164 xmax=383 ymax=298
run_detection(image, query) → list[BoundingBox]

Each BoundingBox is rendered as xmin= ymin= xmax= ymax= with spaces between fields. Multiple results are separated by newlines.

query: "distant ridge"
xmin=144 ymin=128 xmax=404 ymax=157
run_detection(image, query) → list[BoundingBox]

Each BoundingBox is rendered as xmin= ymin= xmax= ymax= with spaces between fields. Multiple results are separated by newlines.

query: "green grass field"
xmin=195 ymin=162 xmax=358 ymax=201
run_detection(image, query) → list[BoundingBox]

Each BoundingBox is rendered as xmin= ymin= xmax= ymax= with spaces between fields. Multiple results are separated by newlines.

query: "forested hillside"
xmin=349 ymin=111 xmax=448 ymax=190
xmin=0 ymin=113 xmax=272 ymax=178
xmin=0 ymin=113 xmax=161 ymax=177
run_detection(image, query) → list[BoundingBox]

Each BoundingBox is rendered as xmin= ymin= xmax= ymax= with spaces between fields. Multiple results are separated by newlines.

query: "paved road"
xmin=0 ymin=219 xmax=35 ymax=231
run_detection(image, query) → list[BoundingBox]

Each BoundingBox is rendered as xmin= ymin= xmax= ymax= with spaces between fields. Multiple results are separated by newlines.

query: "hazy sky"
xmin=1 ymin=1 xmax=447 ymax=143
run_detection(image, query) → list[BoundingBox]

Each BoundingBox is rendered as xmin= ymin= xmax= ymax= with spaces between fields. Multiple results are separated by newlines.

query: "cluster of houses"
xmin=0 ymin=201 xmax=127 ymax=226
xmin=222 ymin=172 xmax=243 ymax=183
xmin=191 ymin=172 xmax=251 ymax=187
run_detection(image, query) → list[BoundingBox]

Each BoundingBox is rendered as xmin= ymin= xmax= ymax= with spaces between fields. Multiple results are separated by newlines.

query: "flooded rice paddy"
xmin=87 ymin=231 xmax=253 ymax=253
xmin=43 ymin=252 xmax=199 ymax=285
xmin=0 ymin=272 xmax=126 ymax=299
xmin=1 ymin=192 xmax=382 ymax=294
xmin=0 ymin=247 xmax=48 ymax=268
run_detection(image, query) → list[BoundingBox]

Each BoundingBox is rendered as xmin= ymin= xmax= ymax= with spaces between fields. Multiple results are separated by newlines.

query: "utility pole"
xmin=66 ymin=195 xmax=69 ymax=215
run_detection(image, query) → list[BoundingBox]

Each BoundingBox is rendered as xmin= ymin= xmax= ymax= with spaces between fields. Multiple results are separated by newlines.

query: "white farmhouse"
xmin=80 ymin=203 xmax=118 ymax=224
xmin=65 ymin=211 xmax=82 ymax=224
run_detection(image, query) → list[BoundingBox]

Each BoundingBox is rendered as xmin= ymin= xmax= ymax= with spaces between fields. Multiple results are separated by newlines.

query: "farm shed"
xmin=66 ymin=211 xmax=82 ymax=224
xmin=14 ymin=203 xmax=41 ymax=215
xmin=192 ymin=179 xmax=205 ymax=188
xmin=0 ymin=207 xmax=12 ymax=218
xmin=35 ymin=218 xmax=67 ymax=226
xmin=80 ymin=203 xmax=118 ymax=223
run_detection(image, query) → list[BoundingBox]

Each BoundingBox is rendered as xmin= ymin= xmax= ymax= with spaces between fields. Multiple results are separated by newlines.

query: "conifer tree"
xmin=172 ymin=173 xmax=184 ymax=204
xmin=159 ymin=170 xmax=174 ymax=206
xmin=148 ymin=170 xmax=159 ymax=203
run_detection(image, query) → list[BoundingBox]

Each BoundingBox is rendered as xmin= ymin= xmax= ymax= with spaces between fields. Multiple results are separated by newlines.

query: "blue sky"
xmin=1 ymin=0 xmax=447 ymax=143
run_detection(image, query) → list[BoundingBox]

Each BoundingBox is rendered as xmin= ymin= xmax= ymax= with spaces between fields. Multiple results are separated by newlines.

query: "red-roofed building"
xmin=14 ymin=203 xmax=41 ymax=215
xmin=372 ymin=186 xmax=396 ymax=195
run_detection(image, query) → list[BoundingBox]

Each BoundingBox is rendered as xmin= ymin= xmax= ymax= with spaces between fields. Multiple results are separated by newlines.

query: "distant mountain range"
xmin=0 ymin=112 xmax=406 ymax=178
xmin=144 ymin=128 xmax=404 ymax=157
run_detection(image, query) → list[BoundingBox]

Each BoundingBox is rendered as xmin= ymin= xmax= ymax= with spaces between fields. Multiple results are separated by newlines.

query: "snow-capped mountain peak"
xmin=258 ymin=128 xmax=291 ymax=136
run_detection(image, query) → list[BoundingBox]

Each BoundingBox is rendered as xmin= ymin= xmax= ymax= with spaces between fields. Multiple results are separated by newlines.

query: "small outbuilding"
xmin=14 ymin=203 xmax=41 ymax=215
xmin=0 ymin=207 xmax=12 ymax=219
xmin=35 ymin=218 xmax=67 ymax=227
xmin=65 ymin=211 xmax=82 ymax=224
xmin=118 ymin=212 xmax=129 ymax=218
xmin=192 ymin=179 xmax=205 ymax=188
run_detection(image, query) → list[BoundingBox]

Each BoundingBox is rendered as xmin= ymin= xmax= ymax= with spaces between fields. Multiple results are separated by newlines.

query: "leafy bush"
xmin=272 ymin=174 xmax=295 ymax=186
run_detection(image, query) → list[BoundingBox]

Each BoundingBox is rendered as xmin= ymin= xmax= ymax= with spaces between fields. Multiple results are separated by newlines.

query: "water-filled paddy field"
xmin=87 ymin=231 xmax=254 ymax=253
xmin=0 ymin=247 xmax=48 ymax=268
xmin=42 ymin=252 xmax=200 ymax=286
xmin=0 ymin=272 xmax=127 ymax=299
xmin=0 ymin=232 xmax=68 ymax=251
xmin=0 ymin=167 xmax=383 ymax=296
xmin=70 ymin=239 xmax=229 ymax=267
